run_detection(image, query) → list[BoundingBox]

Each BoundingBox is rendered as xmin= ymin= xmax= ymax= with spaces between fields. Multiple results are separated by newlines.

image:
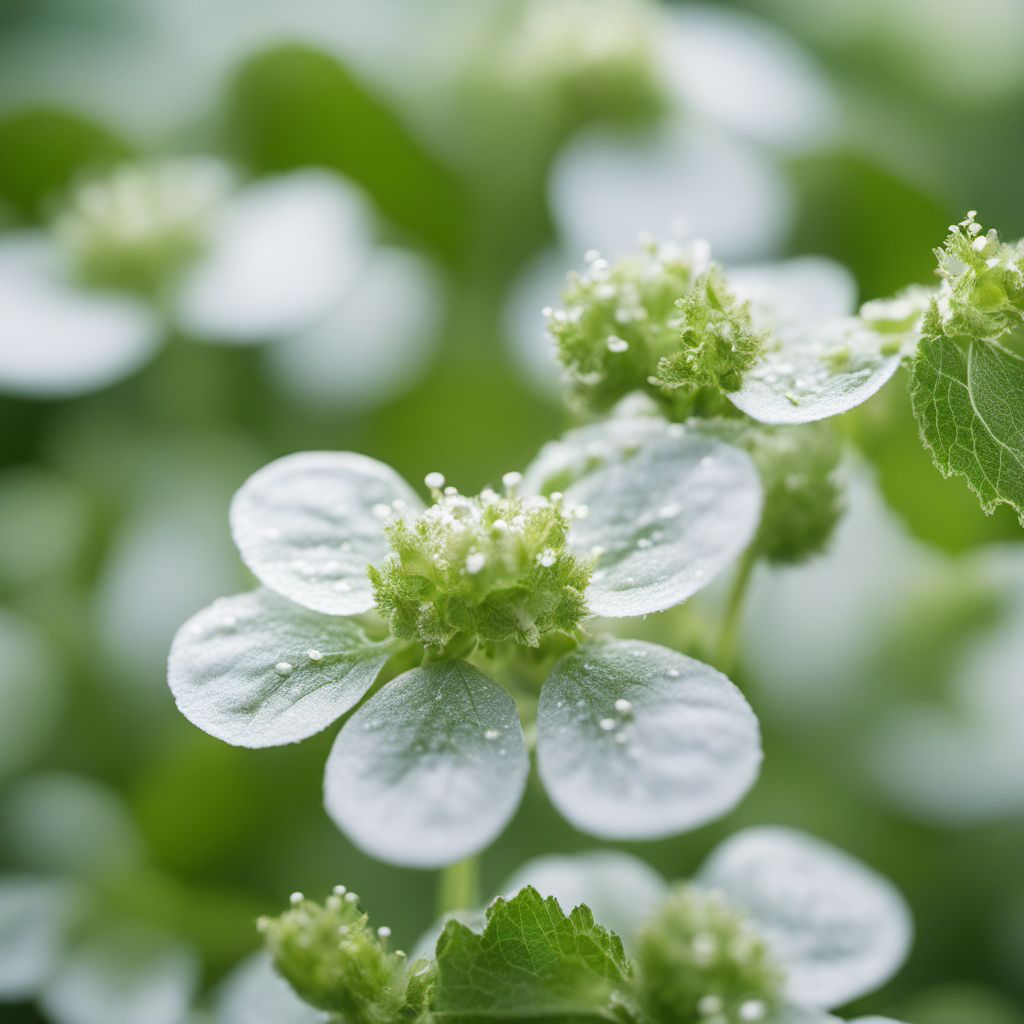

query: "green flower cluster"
xmin=932 ymin=211 xmax=1024 ymax=341
xmin=636 ymin=885 xmax=784 ymax=1024
xmin=259 ymin=887 xmax=427 ymax=1024
xmin=54 ymin=158 xmax=229 ymax=298
xmin=369 ymin=473 xmax=592 ymax=652
xmin=547 ymin=241 xmax=763 ymax=416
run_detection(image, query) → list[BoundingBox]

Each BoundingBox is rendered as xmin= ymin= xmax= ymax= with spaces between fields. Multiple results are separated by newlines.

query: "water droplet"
xmin=614 ymin=698 xmax=633 ymax=714
xmin=275 ymin=661 xmax=293 ymax=676
xmin=307 ymin=649 xmax=323 ymax=662
xmin=484 ymin=728 xmax=500 ymax=741
xmin=667 ymin=668 xmax=681 ymax=679
xmin=599 ymin=718 xmax=617 ymax=731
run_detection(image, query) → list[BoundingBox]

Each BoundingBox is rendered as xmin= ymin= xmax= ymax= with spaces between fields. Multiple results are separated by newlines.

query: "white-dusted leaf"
xmin=0 ymin=774 xmax=145 ymax=881
xmin=0 ymin=877 xmax=87 ymax=1000
xmin=176 ymin=170 xmax=373 ymax=344
xmin=217 ymin=953 xmax=327 ymax=1024
xmin=168 ymin=589 xmax=390 ymax=748
xmin=727 ymin=318 xmax=902 ymax=425
xmin=0 ymin=233 xmax=160 ymax=399
xmin=0 ymin=609 xmax=64 ymax=782
xmin=230 ymin=451 xmax=422 ymax=615
xmin=522 ymin=415 xmax=666 ymax=497
xmin=266 ymin=247 xmax=442 ymax=415
xmin=324 ymin=660 xmax=528 ymax=867
xmin=564 ymin=428 xmax=762 ymax=616
xmin=698 ymin=828 xmax=912 ymax=1009
xmin=763 ymin=1008 xmax=840 ymax=1024
xmin=500 ymin=852 xmax=668 ymax=949
xmin=536 ymin=640 xmax=761 ymax=839
xmin=40 ymin=922 xmax=199 ymax=1024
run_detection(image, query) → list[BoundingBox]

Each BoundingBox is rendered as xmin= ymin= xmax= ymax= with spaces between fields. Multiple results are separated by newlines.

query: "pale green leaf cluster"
xmin=636 ymin=885 xmax=784 ymax=1024
xmin=910 ymin=213 xmax=1024 ymax=524
xmin=54 ymin=159 xmax=231 ymax=299
xmin=262 ymin=829 xmax=910 ymax=1024
xmin=369 ymin=479 xmax=591 ymax=651
xmin=547 ymin=241 xmax=761 ymax=417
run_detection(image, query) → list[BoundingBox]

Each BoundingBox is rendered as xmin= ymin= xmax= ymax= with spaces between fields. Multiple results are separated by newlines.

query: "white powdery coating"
xmin=563 ymin=428 xmax=762 ymax=616
xmin=0 ymin=233 xmax=160 ymax=399
xmin=500 ymin=851 xmax=669 ymax=950
xmin=168 ymin=589 xmax=389 ymax=748
xmin=176 ymin=170 xmax=373 ymax=343
xmin=39 ymin=921 xmax=199 ymax=1024
xmin=324 ymin=660 xmax=528 ymax=867
xmin=0 ymin=877 xmax=85 ymax=1001
xmin=536 ymin=640 xmax=762 ymax=839
xmin=697 ymin=828 xmax=913 ymax=1010
xmin=230 ymin=450 xmax=423 ymax=615
xmin=217 ymin=952 xmax=328 ymax=1024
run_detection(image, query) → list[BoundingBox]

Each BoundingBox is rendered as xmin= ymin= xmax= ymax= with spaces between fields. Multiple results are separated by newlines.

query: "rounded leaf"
xmin=564 ymin=428 xmax=762 ymax=616
xmin=0 ymin=877 xmax=87 ymax=1000
xmin=176 ymin=170 xmax=373 ymax=343
xmin=217 ymin=953 xmax=328 ymax=1024
xmin=230 ymin=451 xmax=422 ymax=615
xmin=698 ymin=827 xmax=912 ymax=1009
xmin=168 ymin=589 xmax=391 ymax=748
xmin=40 ymin=922 xmax=199 ymax=1024
xmin=501 ymin=852 xmax=668 ymax=949
xmin=537 ymin=640 xmax=761 ymax=839
xmin=0 ymin=233 xmax=160 ymax=399
xmin=727 ymin=318 xmax=902 ymax=425
xmin=324 ymin=660 xmax=528 ymax=867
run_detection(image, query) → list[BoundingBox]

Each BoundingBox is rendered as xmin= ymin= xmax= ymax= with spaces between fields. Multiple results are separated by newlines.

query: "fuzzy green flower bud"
xmin=635 ymin=884 xmax=784 ymax=1024
xmin=932 ymin=211 xmax=1024 ymax=341
xmin=259 ymin=887 xmax=418 ymax=1023
xmin=705 ymin=419 xmax=843 ymax=565
xmin=547 ymin=241 xmax=763 ymax=418
xmin=54 ymin=157 xmax=230 ymax=298
xmin=369 ymin=475 xmax=591 ymax=651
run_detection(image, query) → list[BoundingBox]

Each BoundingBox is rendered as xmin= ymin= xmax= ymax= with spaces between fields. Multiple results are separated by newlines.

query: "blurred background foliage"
xmin=0 ymin=0 xmax=1023 ymax=1021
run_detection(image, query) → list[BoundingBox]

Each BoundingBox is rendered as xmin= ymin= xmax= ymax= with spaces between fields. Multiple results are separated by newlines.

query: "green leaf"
xmin=537 ymin=639 xmax=761 ymax=839
xmin=324 ymin=660 xmax=528 ymax=867
xmin=229 ymin=451 xmax=423 ymax=615
xmin=697 ymin=828 xmax=912 ymax=1010
xmin=168 ymin=589 xmax=390 ymax=748
xmin=910 ymin=331 xmax=1024 ymax=525
xmin=431 ymin=886 xmax=637 ymax=1022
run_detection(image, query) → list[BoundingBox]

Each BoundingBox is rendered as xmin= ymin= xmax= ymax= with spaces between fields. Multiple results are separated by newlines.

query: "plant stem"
xmin=716 ymin=546 xmax=758 ymax=677
xmin=437 ymin=855 xmax=480 ymax=918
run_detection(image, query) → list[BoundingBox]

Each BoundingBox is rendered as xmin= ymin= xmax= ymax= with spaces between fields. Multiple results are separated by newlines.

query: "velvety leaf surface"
xmin=911 ymin=333 xmax=1024 ymax=525
xmin=698 ymin=828 xmax=912 ymax=1009
xmin=324 ymin=660 xmax=528 ymax=867
xmin=168 ymin=589 xmax=390 ymax=747
xmin=537 ymin=639 xmax=761 ymax=839
xmin=431 ymin=886 xmax=635 ymax=1022
xmin=230 ymin=451 xmax=422 ymax=615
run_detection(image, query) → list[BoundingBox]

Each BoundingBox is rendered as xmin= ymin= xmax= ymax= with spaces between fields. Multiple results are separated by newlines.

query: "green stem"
xmin=716 ymin=545 xmax=758 ymax=677
xmin=437 ymin=856 xmax=480 ymax=918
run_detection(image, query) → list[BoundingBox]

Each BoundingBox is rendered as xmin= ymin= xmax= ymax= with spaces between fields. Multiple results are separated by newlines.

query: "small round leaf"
xmin=230 ymin=451 xmax=422 ymax=615
xmin=563 ymin=429 xmax=762 ymax=616
xmin=324 ymin=660 xmax=528 ymax=867
xmin=698 ymin=827 xmax=912 ymax=1009
xmin=537 ymin=640 xmax=761 ymax=839
xmin=168 ymin=589 xmax=391 ymax=748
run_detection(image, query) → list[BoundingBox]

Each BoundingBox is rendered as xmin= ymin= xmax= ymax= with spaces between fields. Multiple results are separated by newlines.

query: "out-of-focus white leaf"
xmin=698 ymin=827 xmax=912 ymax=1009
xmin=230 ymin=451 xmax=422 ymax=615
xmin=216 ymin=952 xmax=327 ymax=1024
xmin=177 ymin=171 xmax=373 ymax=344
xmin=169 ymin=588 xmax=390 ymax=748
xmin=537 ymin=639 xmax=761 ymax=839
xmin=0 ymin=233 xmax=160 ymax=399
xmin=324 ymin=660 xmax=528 ymax=867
